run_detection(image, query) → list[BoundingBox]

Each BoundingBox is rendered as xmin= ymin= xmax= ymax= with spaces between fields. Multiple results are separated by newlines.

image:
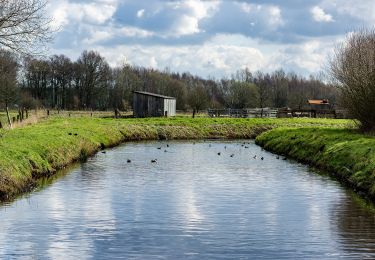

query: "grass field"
xmin=0 ymin=116 xmax=357 ymax=200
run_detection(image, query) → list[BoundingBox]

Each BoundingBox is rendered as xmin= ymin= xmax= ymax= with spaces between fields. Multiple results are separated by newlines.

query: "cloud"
xmin=82 ymin=25 xmax=154 ymax=45
xmin=311 ymin=6 xmax=334 ymax=22
xmin=268 ymin=6 xmax=284 ymax=27
xmin=321 ymin=0 xmax=375 ymax=24
xmin=94 ymin=36 xmax=266 ymax=78
xmin=137 ymin=9 xmax=145 ymax=18
xmin=47 ymin=0 xmax=374 ymax=78
xmin=49 ymin=0 xmax=118 ymax=29
xmin=151 ymin=0 xmax=221 ymax=36
xmin=82 ymin=30 xmax=113 ymax=45
xmin=89 ymin=33 xmax=339 ymax=78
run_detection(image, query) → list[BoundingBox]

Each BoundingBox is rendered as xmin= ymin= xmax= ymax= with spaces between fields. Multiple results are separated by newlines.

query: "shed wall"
xmin=164 ymin=99 xmax=176 ymax=116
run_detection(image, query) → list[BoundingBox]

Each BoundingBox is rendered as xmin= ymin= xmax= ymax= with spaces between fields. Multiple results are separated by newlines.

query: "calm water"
xmin=1 ymin=141 xmax=375 ymax=259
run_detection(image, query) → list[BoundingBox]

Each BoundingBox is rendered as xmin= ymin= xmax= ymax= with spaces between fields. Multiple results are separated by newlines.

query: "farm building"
xmin=133 ymin=91 xmax=176 ymax=118
xmin=307 ymin=99 xmax=331 ymax=110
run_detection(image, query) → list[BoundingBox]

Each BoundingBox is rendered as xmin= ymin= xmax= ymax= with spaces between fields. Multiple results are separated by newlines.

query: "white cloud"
xmin=82 ymin=25 xmax=154 ymax=45
xmin=49 ymin=0 xmax=70 ymax=29
xmin=267 ymin=36 xmax=344 ymax=74
xmin=47 ymin=0 xmax=366 ymax=78
xmin=137 ymin=9 xmax=145 ymax=18
xmin=173 ymin=15 xmax=201 ymax=35
xmin=120 ymin=26 xmax=154 ymax=38
xmin=50 ymin=31 xmax=341 ymax=78
xmin=49 ymin=0 xmax=118 ymax=29
xmin=93 ymin=35 xmax=267 ymax=78
xmin=268 ymin=5 xmax=284 ymax=27
xmin=311 ymin=6 xmax=334 ymax=22
xmin=237 ymin=3 xmax=284 ymax=29
xmin=166 ymin=0 xmax=220 ymax=36
xmin=321 ymin=0 xmax=375 ymax=24
xmin=83 ymin=30 xmax=113 ymax=45
xmin=239 ymin=3 xmax=252 ymax=14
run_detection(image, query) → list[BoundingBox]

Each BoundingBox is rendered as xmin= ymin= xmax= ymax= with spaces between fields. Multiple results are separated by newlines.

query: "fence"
xmin=208 ymin=108 xmax=278 ymax=118
xmin=208 ymin=108 xmax=349 ymax=119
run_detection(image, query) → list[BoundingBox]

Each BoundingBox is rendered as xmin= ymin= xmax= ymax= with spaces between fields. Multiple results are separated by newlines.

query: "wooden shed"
xmin=133 ymin=91 xmax=176 ymax=118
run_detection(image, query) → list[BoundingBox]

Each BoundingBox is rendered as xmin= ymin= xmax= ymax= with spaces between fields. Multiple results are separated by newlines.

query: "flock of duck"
xmin=121 ymin=141 xmax=287 ymax=164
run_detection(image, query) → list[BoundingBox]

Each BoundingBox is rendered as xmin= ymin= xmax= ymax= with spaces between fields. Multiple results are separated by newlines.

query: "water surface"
xmin=1 ymin=141 xmax=375 ymax=259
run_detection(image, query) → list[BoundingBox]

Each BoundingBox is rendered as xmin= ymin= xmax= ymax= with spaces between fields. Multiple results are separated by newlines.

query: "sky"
xmin=47 ymin=0 xmax=375 ymax=79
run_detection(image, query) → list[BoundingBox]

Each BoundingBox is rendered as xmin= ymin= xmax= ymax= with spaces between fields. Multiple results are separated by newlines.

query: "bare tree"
xmin=77 ymin=50 xmax=111 ymax=109
xmin=49 ymin=55 xmax=73 ymax=109
xmin=188 ymin=83 xmax=208 ymax=118
xmin=329 ymin=28 xmax=375 ymax=131
xmin=0 ymin=0 xmax=52 ymax=54
xmin=0 ymin=50 xmax=18 ymax=127
xmin=254 ymin=71 xmax=271 ymax=114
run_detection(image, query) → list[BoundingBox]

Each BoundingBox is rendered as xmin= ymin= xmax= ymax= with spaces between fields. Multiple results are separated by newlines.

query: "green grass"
xmin=0 ymin=116 xmax=351 ymax=200
xmin=256 ymin=127 xmax=375 ymax=198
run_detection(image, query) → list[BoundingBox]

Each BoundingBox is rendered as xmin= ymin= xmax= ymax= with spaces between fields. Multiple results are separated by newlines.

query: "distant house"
xmin=133 ymin=91 xmax=176 ymax=118
xmin=307 ymin=99 xmax=331 ymax=110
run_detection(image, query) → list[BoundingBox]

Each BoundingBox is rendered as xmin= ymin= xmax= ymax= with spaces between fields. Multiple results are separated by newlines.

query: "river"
xmin=1 ymin=140 xmax=375 ymax=259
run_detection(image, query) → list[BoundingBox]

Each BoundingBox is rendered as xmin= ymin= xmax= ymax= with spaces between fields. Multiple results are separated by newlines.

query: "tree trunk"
xmin=6 ymin=105 xmax=12 ymax=128
xmin=192 ymin=109 xmax=196 ymax=118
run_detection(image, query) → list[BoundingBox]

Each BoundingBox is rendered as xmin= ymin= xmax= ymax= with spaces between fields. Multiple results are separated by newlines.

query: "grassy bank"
xmin=0 ymin=117 xmax=350 ymax=200
xmin=256 ymin=128 xmax=375 ymax=199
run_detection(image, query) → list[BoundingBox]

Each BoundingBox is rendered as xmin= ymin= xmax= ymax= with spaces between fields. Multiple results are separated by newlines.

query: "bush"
xmin=329 ymin=28 xmax=375 ymax=132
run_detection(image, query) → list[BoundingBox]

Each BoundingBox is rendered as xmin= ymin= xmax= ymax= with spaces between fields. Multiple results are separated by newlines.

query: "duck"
xmin=253 ymin=155 xmax=257 ymax=159
xmin=217 ymin=152 xmax=221 ymax=156
xmin=127 ymin=159 xmax=131 ymax=163
xmin=230 ymin=154 xmax=234 ymax=157
xmin=151 ymin=159 xmax=157 ymax=163
xmin=276 ymin=156 xmax=280 ymax=160
xmin=261 ymin=157 xmax=264 ymax=160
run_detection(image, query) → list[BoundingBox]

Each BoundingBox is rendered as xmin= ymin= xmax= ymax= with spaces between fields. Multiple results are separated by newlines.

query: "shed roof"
xmin=133 ymin=91 xmax=176 ymax=99
xmin=308 ymin=99 xmax=329 ymax=105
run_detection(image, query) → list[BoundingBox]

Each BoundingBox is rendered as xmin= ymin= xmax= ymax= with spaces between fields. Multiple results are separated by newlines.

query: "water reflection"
xmin=332 ymin=193 xmax=375 ymax=258
xmin=0 ymin=140 xmax=374 ymax=259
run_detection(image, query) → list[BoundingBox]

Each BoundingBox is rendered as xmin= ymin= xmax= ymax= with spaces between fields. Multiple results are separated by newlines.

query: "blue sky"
xmin=47 ymin=0 xmax=375 ymax=78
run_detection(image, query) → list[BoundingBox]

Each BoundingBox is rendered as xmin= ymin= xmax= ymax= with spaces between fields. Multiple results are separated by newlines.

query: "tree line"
xmin=0 ymin=50 xmax=339 ymax=114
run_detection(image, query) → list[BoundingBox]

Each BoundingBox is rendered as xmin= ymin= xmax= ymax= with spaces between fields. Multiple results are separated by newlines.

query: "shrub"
xmin=329 ymin=28 xmax=375 ymax=132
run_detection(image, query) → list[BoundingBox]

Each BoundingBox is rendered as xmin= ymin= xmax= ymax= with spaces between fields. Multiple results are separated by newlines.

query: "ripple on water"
xmin=0 ymin=140 xmax=375 ymax=259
